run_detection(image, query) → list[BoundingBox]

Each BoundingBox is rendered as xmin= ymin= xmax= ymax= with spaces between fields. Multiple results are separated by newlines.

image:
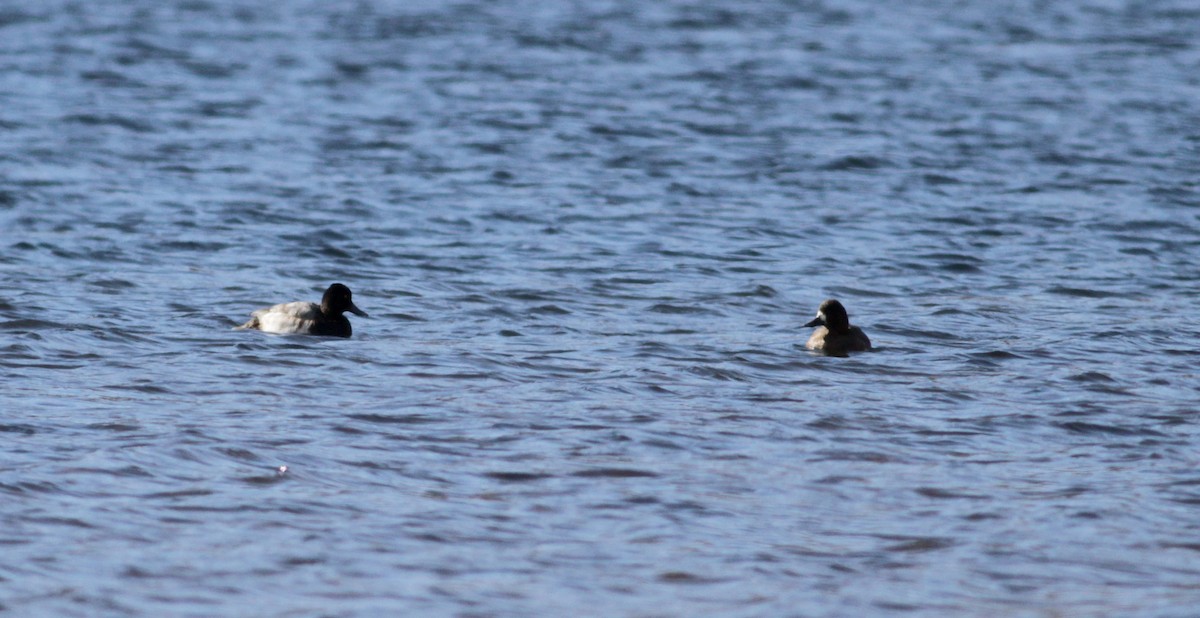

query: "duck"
xmin=236 ymin=283 xmax=368 ymax=338
xmin=804 ymin=299 xmax=870 ymax=355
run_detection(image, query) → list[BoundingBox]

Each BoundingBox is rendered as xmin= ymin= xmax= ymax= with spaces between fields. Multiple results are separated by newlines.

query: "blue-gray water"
xmin=3 ymin=1 xmax=1199 ymax=615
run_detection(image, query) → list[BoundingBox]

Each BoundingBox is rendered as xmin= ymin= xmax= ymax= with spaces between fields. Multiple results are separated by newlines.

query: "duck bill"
xmin=348 ymin=302 xmax=369 ymax=318
xmin=803 ymin=317 xmax=824 ymax=328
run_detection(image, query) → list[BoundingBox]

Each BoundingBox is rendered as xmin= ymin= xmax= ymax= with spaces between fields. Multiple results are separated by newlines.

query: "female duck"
xmin=804 ymin=299 xmax=870 ymax=355
xmin=237 ymin=283 xmax=368 ymax=338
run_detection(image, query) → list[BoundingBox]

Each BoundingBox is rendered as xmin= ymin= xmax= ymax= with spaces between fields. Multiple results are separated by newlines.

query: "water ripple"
xmin=2 ymin=0 xmax=1199 ymax=615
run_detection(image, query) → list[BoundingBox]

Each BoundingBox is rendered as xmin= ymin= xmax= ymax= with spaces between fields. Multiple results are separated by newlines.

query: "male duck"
xmin=804 ymin=299 xmax=870 ymax=355
xmin=237 ymin=283 xmax=368 ymax=338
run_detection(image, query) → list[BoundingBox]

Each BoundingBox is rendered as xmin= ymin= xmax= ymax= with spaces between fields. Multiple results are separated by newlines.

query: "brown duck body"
xmin=804 ymin=299 xmax=871 ymax=356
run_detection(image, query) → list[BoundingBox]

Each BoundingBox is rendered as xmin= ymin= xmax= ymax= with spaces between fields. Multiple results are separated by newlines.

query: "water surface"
xmin=2 ymin=1 xmax=1200 ymax=615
